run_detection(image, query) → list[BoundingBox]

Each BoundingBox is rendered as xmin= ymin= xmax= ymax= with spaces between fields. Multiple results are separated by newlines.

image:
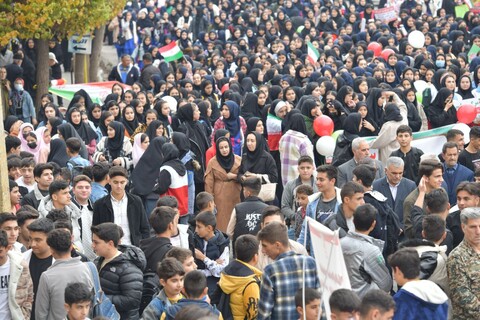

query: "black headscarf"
xmin=284 ymin=111 xmax=307 ymax=135
xmin=161 ymin=143 xmax=186 ymax=176
xmin=145 ymin=120 xmax=163 ymax=141
xmin=215 ymin=136 xmax=235 ymax=172
xmin=342 ymin=113 xmax=362 ymax=141
xmin=49 ymin=117 xmax=63 ymax=137
xmin=98 ymin=111 xmax=111 ymax=136
xmin=457 ymin=75 xmax=474 ymax=99
xmin=47 ymin=139 xmax=69 ymax=167
xmin=383 ymin=103 xmax=403 ymax=122
xmin=131 ymin=136 xmax=167 ymax=196
xmin=105 ymin=121 xmax=125 ymax=160
xmin=172 ymin=131 xmax=191 ymax=160
xmin=242 ymin=132 xmax=266 ymax=172
xmin=365 ymin=88 xmax=385 ymax=127
xmin=58 ymin=123 xmax=89 ymax=159
xmin=66 ymin=108 xmax=97 ymax=143
xmin=241 ymin=92 xmax=262 ymax=120
xmin=121 ymin=105 xmax=140 ymax=136
xmin=246 ymin=117 xmax=261 ymax=133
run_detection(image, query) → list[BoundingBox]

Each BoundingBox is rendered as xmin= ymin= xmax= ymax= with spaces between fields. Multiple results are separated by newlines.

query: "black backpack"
xmin=211 ymin=278 xmax=260 ymax=320
xmin=139 ymin=242 xmax=172 ymax=314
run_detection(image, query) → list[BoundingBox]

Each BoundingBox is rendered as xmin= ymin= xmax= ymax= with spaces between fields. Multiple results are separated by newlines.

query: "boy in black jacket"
xmin=194 ymin=211 xmax=229 ymax=296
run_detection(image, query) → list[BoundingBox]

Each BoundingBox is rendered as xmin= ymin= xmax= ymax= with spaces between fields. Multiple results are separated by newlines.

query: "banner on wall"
xmin=307 ymin=217 xmax=351 ymax=320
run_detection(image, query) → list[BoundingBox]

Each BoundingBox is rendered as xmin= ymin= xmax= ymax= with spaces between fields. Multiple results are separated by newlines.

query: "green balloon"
xmin=332 ymin=130 xmax=343 ymax=141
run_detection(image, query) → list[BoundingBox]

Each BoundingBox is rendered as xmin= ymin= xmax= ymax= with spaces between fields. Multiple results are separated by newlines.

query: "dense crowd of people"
xmin=1 ymin=0 xmax=480 ymax=319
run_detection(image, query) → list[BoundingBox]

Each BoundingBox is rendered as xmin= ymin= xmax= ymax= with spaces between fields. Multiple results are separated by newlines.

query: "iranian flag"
xmin=307 ymin=41 xmax=320 ymax=65
xmin=159 ymin=41 xmax=184 ymax=62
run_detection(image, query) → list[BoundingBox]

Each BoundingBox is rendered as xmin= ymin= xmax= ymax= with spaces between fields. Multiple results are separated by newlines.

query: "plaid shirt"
xmin=258 ymin=251 xmax=319 ymax=320
xmin=279 ymin=130 xmax=315 ymax=185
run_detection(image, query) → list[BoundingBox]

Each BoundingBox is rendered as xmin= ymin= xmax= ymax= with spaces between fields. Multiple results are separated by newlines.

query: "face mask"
xmin=435 ymin=60 xmax=445 ymax=68
xmin=22 ymin=132 xmax=29 ymax=139
xmin=14 ymin=84 xmax=23 ymax=91
xmin=27 ymin=142 xmax=37 ymax=149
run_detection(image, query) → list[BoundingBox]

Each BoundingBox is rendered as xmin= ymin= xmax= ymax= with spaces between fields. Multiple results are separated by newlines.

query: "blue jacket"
xmin=393 ymin=280 xmax=448 ymax=320
xmin=443 ymin=163 xmax=474 ymax=205
xmin=163 ymin=299 xmax=221 ymax=320
xmin=9 ymin=90 xmax=35 ymax=123
xmin=297 ymin=188 xmax=342 ymax=250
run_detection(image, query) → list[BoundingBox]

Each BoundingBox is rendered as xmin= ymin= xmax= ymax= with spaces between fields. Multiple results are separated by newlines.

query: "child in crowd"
xmin=295 ymin=288 xmax=322 ymax=320
xmin=294 ymin=184 xmax=314 ymax=239
xmin=329 ymin=287 xmax=361 ymax=320
xmin=194 ymin=211 xmax=230 ymax=296
xmin=142 ymin=258 xmax=186 ymax=320
xmin=16 ymin=157 xmax=36 ymax=194
xmin=196 ymin=191 xmax=216 ymax=215
xmin=63 ymin=282 xmax=93 ymax=320
xmin=165 ymin=247 xmax=198 ymax=273
xmin=161 ymin=270 xmax=222 ymax=319
xmin=66 ymin=137 xmax=90 ymax=174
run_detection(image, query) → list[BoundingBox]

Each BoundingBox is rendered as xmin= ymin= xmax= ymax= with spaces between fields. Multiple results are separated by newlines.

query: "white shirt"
xmin=388 ymin=180 xmax=400 ymax=201
xmin=111 ymin=194 xmax=131 ymax=245
xmin=0 ymin=257 xmax=12 ymax=320
xmin=15 ymin=177 xmax=35 ymax=193
xmin=346 ymin=216 xmax=355 ymax=233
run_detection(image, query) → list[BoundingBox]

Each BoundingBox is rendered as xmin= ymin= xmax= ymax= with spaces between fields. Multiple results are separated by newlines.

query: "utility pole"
xmin=0 ymin=85 xmax=11 ymax=212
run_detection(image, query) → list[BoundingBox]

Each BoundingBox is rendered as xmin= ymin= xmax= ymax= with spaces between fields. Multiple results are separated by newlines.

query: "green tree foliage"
xmin=0 ymin=0 xmax=126 ymax=45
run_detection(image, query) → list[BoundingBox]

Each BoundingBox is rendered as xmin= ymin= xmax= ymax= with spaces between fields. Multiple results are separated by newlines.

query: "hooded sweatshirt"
xmin=37 ymin=195 xmax=83 ymax=252
xmin=218 ymin=260 xmax=262 ymax=320
xmin=393 ymin=280 xmax=449 ymax=320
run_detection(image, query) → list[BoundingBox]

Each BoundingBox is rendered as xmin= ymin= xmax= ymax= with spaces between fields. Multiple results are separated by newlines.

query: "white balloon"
xmin=452 ymin=123 xmax=471 ymax=144
xmin=162 ymin=96 xmax=178 ymax=113
xmin=316 ymin=136 xmax=336 ymax=156
xmin=413 ymin=80 xmax=428 ymax=93
xmin=408 ymin=30 xmax=425 ymax=49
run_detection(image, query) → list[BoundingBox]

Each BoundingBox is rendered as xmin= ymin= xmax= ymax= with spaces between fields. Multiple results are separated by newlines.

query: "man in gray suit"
xmin=337 ymin=138 xmax=385 ymax=188
xmin=372 ymin=156 xmax=416 ymax=230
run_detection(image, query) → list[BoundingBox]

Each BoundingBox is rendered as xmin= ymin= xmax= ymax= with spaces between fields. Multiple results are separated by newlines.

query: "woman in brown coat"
xmin=205 ymin=136 xmax=242 ymax=232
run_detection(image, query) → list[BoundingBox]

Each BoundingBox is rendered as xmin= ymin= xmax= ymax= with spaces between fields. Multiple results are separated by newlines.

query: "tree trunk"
xmin=89 ymin=27 xmax=105 ymax=82
xmin=35 ymin=39 xmax=50 ymax=110
xmin=0 ymin=86 xmax=11 ymax=212
xmin=74 ymin=54 xmax=89 ymax=84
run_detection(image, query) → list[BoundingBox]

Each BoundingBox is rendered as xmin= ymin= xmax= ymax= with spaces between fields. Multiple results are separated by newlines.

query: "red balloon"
xmin=457 ymin=104 xmax=477 ymax=124
xmin=368 ymin=42 xmax=382 ymax=57
xmin=381 ymin=48 xmax=395 ymax=61
xmin=313 ymin=115 xmax=334 ymax=137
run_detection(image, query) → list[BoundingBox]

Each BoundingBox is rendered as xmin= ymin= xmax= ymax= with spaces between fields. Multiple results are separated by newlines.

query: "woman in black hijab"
xmin=177 ymin=103 xmax=210 ymax=193
xmin=332 ymin=113 xmax=362 ymax=166
xmin=98 ymin=111 xmax=114 ymax=137
xmin=131 ymin=136 xmax=167 ymax=216
xmin=57 ymin=123 xmax=89 ymax=159
xmin=204 ymin=136 xmax=242 ymax=232
xmin=426 ymin=88 xmax=457 ymax=128
xmin=145 ymin=120 xmax=166 ymax=142
xmin=241 ymin=92 xmax=263 ymax=121
xmin=47 ymin=138 xmax=69 ymax=167
xmin=93 ymin=121 xmax=132 ymax=169
xmin=66 ymin=106 xmax=98 ymax=157
xmin=121 ymin=105 xmax=140 ymax=138
xmin=365 ymin=88 xmax=385 ymax=127
xmin=457 ymin=75 xmax=475 ymax=100
xmin=238 ymin=131 xmax=278 ymax=185
xmin=154 ymin=143 xmax=189 ymax=221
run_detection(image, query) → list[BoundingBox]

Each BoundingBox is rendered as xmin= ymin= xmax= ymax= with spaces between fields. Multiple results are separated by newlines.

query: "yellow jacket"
xmin=218 ymin=260 xmax=262 ymax=320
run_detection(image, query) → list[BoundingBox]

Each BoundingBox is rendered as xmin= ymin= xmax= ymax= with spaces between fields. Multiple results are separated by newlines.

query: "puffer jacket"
xmin=95 ymin=245 xmax=146 ymax=320
xmin=218 ymin=260 xmax=262 ymax=320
